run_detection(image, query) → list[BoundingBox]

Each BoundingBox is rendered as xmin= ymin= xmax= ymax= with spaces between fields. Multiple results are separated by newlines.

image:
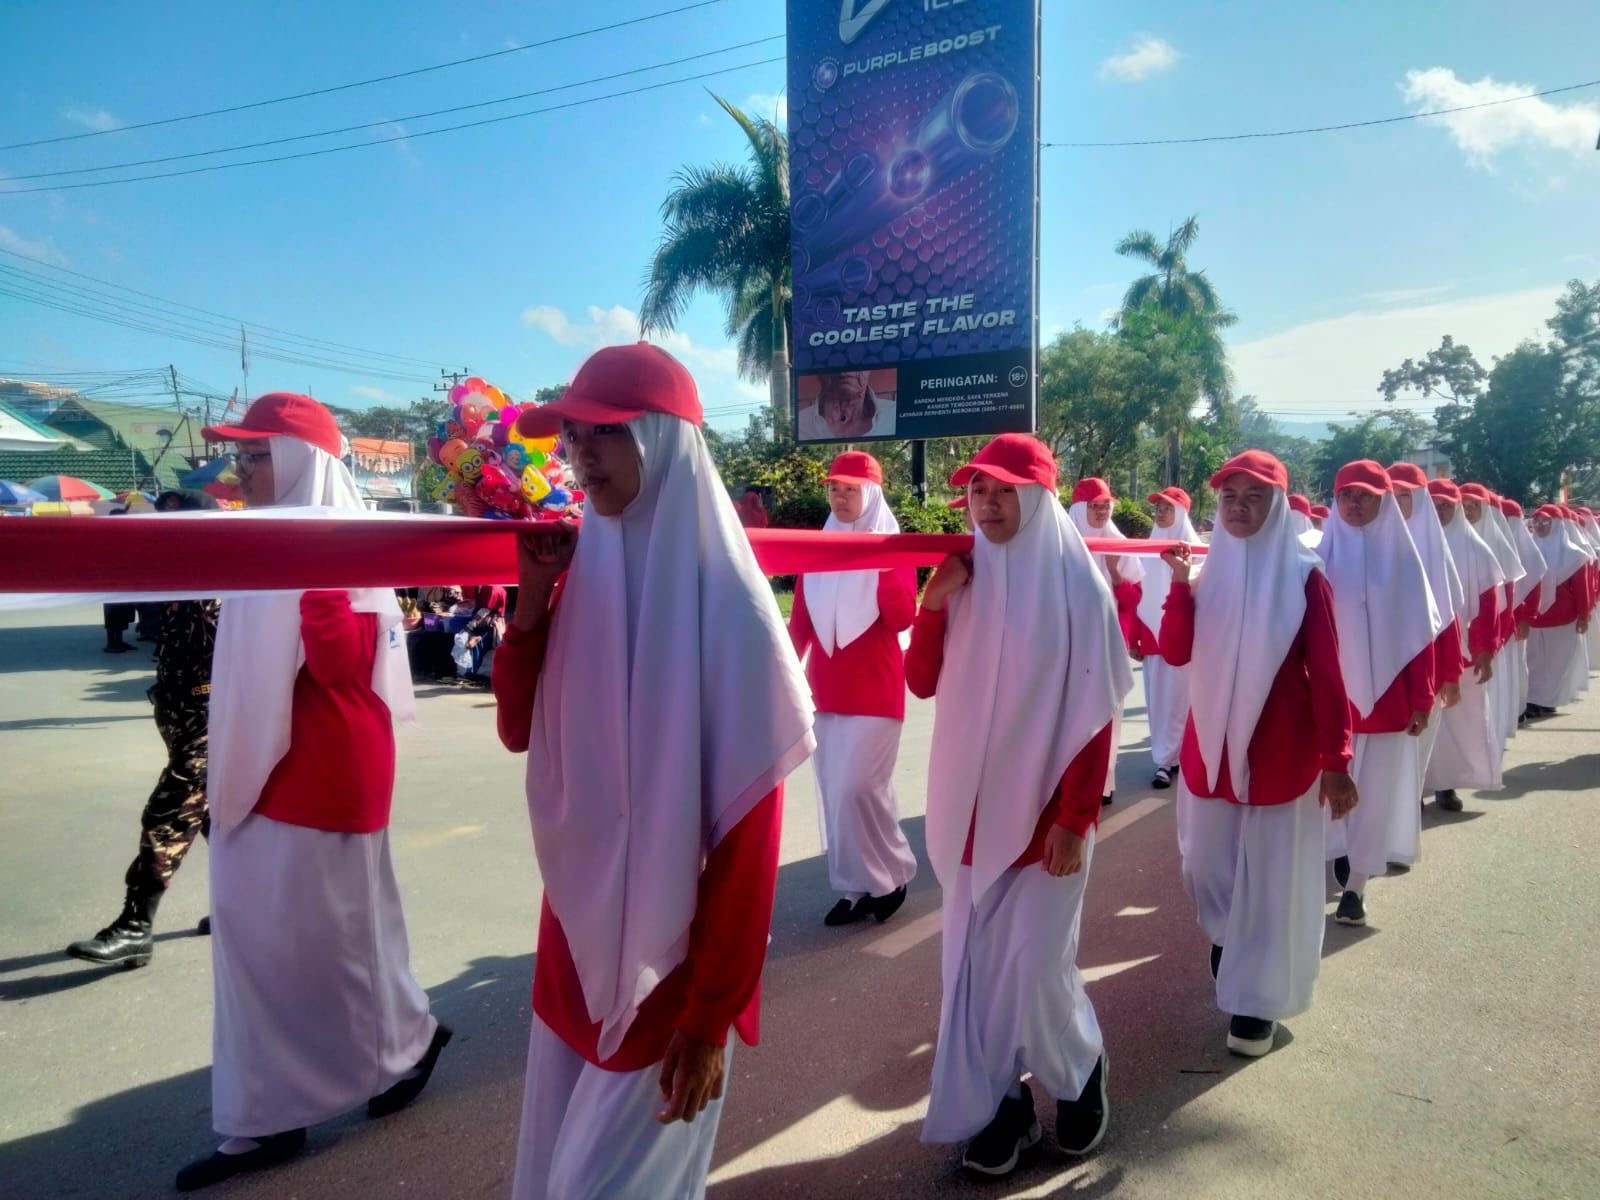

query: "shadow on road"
xmin=1492 ymin=752 xmax=1600 ymax=799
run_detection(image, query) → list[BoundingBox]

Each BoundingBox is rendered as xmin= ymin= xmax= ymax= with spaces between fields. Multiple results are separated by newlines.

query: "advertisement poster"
xmin=787 ymin=0 xmax=1040 ymax=444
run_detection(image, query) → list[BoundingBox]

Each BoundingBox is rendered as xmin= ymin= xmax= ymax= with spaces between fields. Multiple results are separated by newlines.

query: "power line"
xmin=0 ymin=0 xmax=735 ymax=152
xmin=2 ymin=35 xmax=785 ymax=182
xmin=1044 ymin=79 xmax=1600 ymax=147
xmin=0 ymin=56 xmax=785 ymax=195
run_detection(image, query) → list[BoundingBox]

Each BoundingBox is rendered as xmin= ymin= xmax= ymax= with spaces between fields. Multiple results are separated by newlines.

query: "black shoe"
xmin=368 ymin=1024 xmax=453 ymax=1117
xmin=103 ymin=642 xmax=133 ymax=653
xmin=1056 ymin=1055 xmax=1109 ymax=1156
xmin=871 ymin=885 xmax=908 ymax=923
xmin=1434 ymin=789 xmax=1463 ymax=812
xmin=197 ymin=915 xmax=211 ymax=936
xmin=1333 ymin=855 xmax=1350 ymax=889
xmin=823 ymin=897 xmax=873 ymax=927
xmin=1226 ymin=1015 xmax=1276 ymax=1058
xmin=66 ymin=893 xmax=158 ymax=968
xmin=1151 ymin=766 xmax=1175 ymax=790
xmin=960 ymin=1084 xmax=1041 ymax=1177
xmin=1209 ymin=944 xmax=1223 ymax=981
xmin=1334 ymin=890 xmax=1367 ymax=926
xmin=175 ymin=1129 xmax=306 ymax=1192
xmin=1102 ymin=792 xmax=1115 ymax=807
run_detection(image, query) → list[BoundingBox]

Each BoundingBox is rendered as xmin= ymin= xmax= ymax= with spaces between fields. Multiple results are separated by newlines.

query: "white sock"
xmin=218 ymin=1137 xmax=260 ymax=1156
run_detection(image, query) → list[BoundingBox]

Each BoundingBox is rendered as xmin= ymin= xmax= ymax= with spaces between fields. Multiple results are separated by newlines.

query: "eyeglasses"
xmin=234 ymin=449 xmax=272 ymax=473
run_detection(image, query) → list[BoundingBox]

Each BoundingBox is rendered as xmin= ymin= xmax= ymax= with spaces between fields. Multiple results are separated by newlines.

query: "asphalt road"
xmin=1 ymin=605 xmax=1596 ymax=1199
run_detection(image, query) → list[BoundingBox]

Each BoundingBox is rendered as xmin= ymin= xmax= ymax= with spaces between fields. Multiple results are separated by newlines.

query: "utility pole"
xmin=434 ymin=368 xmax=471 ymax=397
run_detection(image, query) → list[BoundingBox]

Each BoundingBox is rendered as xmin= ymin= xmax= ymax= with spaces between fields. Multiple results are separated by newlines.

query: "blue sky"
xmin=1 ymin=0 xmax=1596 ymax=429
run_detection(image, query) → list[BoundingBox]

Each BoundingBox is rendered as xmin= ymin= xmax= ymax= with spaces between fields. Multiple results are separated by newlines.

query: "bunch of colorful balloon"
xmin=417 ymin=377 xmax=582 ymax=520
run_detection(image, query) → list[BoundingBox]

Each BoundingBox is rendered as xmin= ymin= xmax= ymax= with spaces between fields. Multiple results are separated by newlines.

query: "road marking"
xmin=860 ymin=795 xmax=1170 ymax=959
xmin=1081 ymin=953 xmax=1161 ymax=983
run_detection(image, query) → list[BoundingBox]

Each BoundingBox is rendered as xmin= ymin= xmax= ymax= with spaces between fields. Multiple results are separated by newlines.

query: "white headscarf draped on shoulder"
xmin=803 ymin=452 xmax=900 ymax=656
xmin=1532 ymin=505 xmax=1589 ymax=614
xmin=1068 ymin=477 xmax=1145 ymax=586
xmin=1316 ymin=461 xmax=1441 ymax=719
xmin=1189 ymin=452 xmax=1323 ymax=799
xmin=1498 ymin=498 xmax=1546 ymax=608
xmin=926 ymin=436 xmax=1131 ymax=904
xmin=1464 ymin=485 xmax=1527 ymax=606
xmin=204 ymin=400 xmax=412 ymax=834
xmin=522 ymin=346 xmax=814 ymax=1060
xmin=1135 ymin=486 xmax=1199 ymax=639
xmin=1430 ymin=480 xmax=1506 ymax=653
xmin=1389 ymin=462 xmax=1467 ymax=627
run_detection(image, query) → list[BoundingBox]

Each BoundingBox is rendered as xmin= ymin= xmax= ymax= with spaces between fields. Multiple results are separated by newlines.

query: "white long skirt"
xmin=813 ymin=713 xmax=918 ymax=898
xmin=1526 ymin=623 xmax=1587 ymax=708
xmin=1514 ymin=638 xmax=1530 ymax=717
xmin=1490 ymin=646 xmax=1519 ymax=744
xmin=1142 ymin=655 xmax=1189 ymax=770
xmin=1178 ymin=783 xmax=1325 ymax=1022
xmin=1423 ymin=671 xmax=1502 ymax=793
xmin=210 ymin=815 xmax=436 ymax=1137
xmin=1327 ymin=731 xmax=1422 ymax=877
xmin=1104 ymin=705 xmax=1123 ymax=796
xmin=511 ymin=1017 xmax=728 ymax=1200
xmin=922 ymin=839 xmax=1102 ymax=1145
xmin=1586 ymin=611 xmax=1600 ymax=675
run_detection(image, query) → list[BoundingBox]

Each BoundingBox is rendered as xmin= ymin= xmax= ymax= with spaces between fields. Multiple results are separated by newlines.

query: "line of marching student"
xmin=159 ymin=345 xmax=1599 ymax=1196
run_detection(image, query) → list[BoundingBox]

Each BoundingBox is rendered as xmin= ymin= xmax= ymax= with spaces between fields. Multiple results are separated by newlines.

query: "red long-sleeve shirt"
xmin=1498 ymin=582 xmax=1517 ymax=650
xmin=491 ymin=610 xmax=780 ymax=1071
xmin=904 ymin=604 xmax=1111 ymax=850
xmin=1516 ymin=575 xmax=1585 ymax=628
xmin=1158 ymin=574 xmax=1353 ymax=806
xmin=1353 ymin=646 xmax=1435 ymax=735
xmin=787 ymin=568 xmax=917 ymax=720
xmin=1466 ymin=587 xmax=1499 ymax=660
xmin=1432 ymin=618 xmax=1465 ymax=688
xmin=1113 ymin=580 xmax=1141 ymax=653
xmin=254 ymin=590 xmax=396 ymax=833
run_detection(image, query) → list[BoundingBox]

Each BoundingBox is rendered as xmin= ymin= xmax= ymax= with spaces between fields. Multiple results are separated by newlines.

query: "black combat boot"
xmin=66 ymin=891 xmax=159 ymax=968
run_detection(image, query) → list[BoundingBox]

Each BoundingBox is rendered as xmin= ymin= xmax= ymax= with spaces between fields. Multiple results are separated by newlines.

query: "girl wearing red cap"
xmin=908 ymin=433 xmax=1130 ymax=1176
xmin=788 ymin=451 xmax=919 ymax=926
xmin=178 ymin=396 xmax=446 ymax=1192
xmin=1318 ymin=462 xmax=1441 ymax=927
xmin=1067 ymin=477 xmax=1142 ymax=804
xmin=1159 ymin=450 xmax=1356 ymax=1057
xmin=1137 ymin=487 xmax=1199 ymax=789
xmin=1423 ymin=480 xmax=1507 ymax=811
xmin=1464 ymin=487 xmax=1531 ymax=746
xmin=1518 ymin=506 xmax=1592 ymax=717
xmin=1573 ymin=507 xmax=1600 ymax=667
xmin=492 ymin=344 xmax=814 ymax=1200
xmin=1497 ymin=498 xmax=1547 ymax=723
xmin=1287 ymin=493 xmax=1321 ymax=547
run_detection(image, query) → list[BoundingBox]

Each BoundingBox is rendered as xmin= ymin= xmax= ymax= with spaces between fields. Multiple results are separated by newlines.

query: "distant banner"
xmin=787 ymin=0 xmax=1039 ymax=444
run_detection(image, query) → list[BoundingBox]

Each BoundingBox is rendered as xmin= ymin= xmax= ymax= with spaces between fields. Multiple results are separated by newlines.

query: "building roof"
xmin=0 ymin=448 xmax=155 ymax=495
xmin=0 ymin=400 xmax=76 ymax=451
xmin=39 ymin=398 xmax=195 ymax=490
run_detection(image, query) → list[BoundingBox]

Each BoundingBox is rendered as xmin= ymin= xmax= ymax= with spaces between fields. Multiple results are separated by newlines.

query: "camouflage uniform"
xmin=125 ymin=599 xmax=219 ymax=898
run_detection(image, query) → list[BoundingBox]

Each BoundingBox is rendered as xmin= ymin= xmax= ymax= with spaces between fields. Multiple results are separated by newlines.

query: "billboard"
xmin=787 ymin=0 xmax=1040 ymax=445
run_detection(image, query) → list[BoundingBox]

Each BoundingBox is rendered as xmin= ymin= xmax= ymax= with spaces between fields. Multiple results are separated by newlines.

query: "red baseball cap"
xmin=1070 ymin=477 xmax=1114 ymax=505
xmin=1288 ymin=493 xmax=1313 ymax=516
xmin=1311 ymin=504 xmax=1330 ymax=519
xmin=947 ymin=493 xmax=968 ymax=510
xmin=1386 ymin=462 xmax=1429 ymax=490
xmin=1534 ymin=504 xmax=1563 ymax=519
xmin=1499 ymin=497 xmax=1523 ymax=517
xmin=1145 ymin=486 xmax=1192 ymax=511
xmin=1333 ymin=460 xmax=1391 ymax=495
xmin=826 ymin=451 xmax=883 ymax=487
xmin=1210 ymin=450 xmax=1288 ymax=493
xmin=949 ymin=433 xmax=1058 ymax=490
xmin=1458 ymin=482 xmax=1493 ymax=502
xmin=516 ymin=343 xmax=702 ymax=438
xmin=202 ymin=392 xmax=342 ymax=458
xmin=1427 ymin=478 xmax=1462 ymax=503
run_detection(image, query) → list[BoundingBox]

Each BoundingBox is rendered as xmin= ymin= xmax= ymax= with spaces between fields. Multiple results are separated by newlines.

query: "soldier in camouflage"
xmin=68 ymin=492 xmax=221 ymax=969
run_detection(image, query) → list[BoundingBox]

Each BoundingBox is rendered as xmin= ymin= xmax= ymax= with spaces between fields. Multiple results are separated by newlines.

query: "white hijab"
xmin=803 ymin=481 xmax=900 ymax=655
xmin=526 ymin=412 xmax=814 ymax=1060
xmin=1401 ymin=486 xmax=1467 ymax=626
xmin=1317 ymin=492 xmax=1441 ymax=719
xmin=208 ymin=436 xmax=412 ymax=834
xmin=1576 ymin=510 xmax=1600 ymax=555
xmin=1069 ymin=500 xmax=1146 ymax=584
xmin=1474 ymin=502 xmax=1527 ymax=602
xmin=1135 ymin=501 xmax=1199 ymax=639
xmin=1190 ymin=489 xmax=1324 ymax=799
xmin=926 ymin=484 xmax=1131 ymax=904
xmin=1534 ymin=515 xmax=1589 ymax=614
xmin=1502 ymin=509 xmax=1546 ymax=607
xmin=1438 ymin=496 xmax=1505 ymax=653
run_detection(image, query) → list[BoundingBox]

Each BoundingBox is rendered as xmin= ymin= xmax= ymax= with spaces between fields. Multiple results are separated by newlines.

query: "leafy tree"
xmin=1038 ymin=327 xmax=1154 ymax=483
xmin=327 ymin=396 xmax=448 ymax=458
xmin=1310 ymin=411 xmax=1431 ymax=498
xmin=1378 ymin=335 xmax=1487 ymax=404
xmin=640 ymin=96 xmax=791 ymax=428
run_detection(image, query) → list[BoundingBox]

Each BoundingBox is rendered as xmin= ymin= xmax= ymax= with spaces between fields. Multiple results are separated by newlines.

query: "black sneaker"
xmin=1209 ymin=944 xmax=1223 ymax=981
xmin=1434 ymin=789 xmax=1463 ymax=812
xmin=961 ymin=1084 xmax=1042 ymax=1177
xmin=1102 ymin=792 xmax=1115 ymax=807
xmin=1334 ymin=890 xmax=1366 ymax=926
xmin=1151 ymin=765 xmax=1175 ymax=790
xmin=1056 ymin=1055 xmax=1109 ymax=1156
xmin=1333 ymin=855 xmax=1350 ymax=889
xmin=823 ymin=897 xmax=873 ymax=927
xmin=1226 ymin=1015 xmax=1276 ymax=1058
xmin=870 ymin=885 xmax=907 ymax=923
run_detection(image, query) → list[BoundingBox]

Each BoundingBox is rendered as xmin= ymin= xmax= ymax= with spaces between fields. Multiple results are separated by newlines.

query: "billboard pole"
xmin=912 ymin=439 xmax=927 ymax=507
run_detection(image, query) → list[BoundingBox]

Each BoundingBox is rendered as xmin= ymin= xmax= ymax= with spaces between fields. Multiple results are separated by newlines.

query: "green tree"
xmin=328 ymin=396 xmax=448 ymax=458
xmin=1115 ymin=216 xmax=1236 ymax=484
xmin=1310 ymin=411 xmax=1430 ymax=498
xmin=1038 ymin=327 xmax=1154 ymax=483
xmin=1378 ymin=335 xmax=1487 ymax=405
xmin=640 ymin=96 xmax=791 ymax=430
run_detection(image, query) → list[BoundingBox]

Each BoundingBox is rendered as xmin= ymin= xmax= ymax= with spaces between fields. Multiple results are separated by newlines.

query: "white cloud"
xmin=1231 ymin=284 xmax=1564 ymax=416
xmin=351 ymin=385 xmax=405 ymax=405
xmin=522 ymin=303 xmax=642 ymax=348
xmin=743 ymin=91 xmax=788 ymax=125
xmin=1400 ymin=68 xmax=1600 ymax=166
xmin=0 ymin=223 xmax=71 ymax=266
xmin=1360 ymin=283 xmax=1456 ymax=307
xmin=1099 ymin=36 xmax=1179 ymax=83
xmin=63 ymin=107 xmax=122 ymax=132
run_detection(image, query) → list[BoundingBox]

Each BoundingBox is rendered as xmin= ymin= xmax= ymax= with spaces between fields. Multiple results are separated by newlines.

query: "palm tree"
xmin=640 ymin=95 xmax=792 ymax=432
xmin=1115 ymin=216 xmax=1236 ymax=484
